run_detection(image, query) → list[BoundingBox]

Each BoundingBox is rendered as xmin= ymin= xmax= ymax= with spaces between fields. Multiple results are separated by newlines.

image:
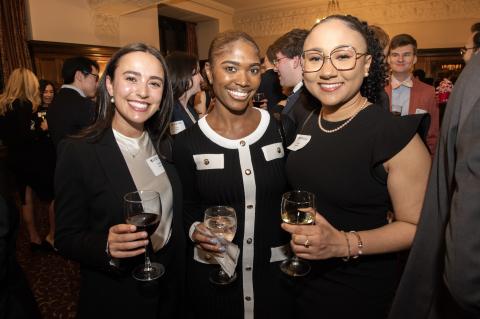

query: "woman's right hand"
xmin=107 ymin=224 xmax=149 ymax=258
xmin=192 ymin=223 xmax=226 ymax=254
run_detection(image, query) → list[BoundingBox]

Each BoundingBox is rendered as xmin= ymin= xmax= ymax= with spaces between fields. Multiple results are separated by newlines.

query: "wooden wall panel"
xmin=28 ymin=41 xmax=119 ymax=89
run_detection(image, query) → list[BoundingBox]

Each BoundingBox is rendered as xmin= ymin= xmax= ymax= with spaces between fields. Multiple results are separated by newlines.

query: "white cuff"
xmin=189 ymin=221 xmax=201 ymax=242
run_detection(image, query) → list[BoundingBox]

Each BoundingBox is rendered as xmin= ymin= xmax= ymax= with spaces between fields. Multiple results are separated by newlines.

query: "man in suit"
xmin=270 ymin=28 xmax=318 ymax=127
xmin=47 ymin=56 xmax=99 ymax=147
xmin=385 ymin=34 xmax=439 ymax=154
xmin=461 ymin=22 xmax=480 ymax=63
xmin=388 ymin=24 xmax=480 ymax=319
xmin=258 ymin=45 xmax=286 ymax=113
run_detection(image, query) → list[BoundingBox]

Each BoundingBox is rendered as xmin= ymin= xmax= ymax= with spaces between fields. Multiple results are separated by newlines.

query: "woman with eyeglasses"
xmin=281 ymin=15 xmax=431 ymax=319
xmin=166 ymin=51 xmax=203 ymax=136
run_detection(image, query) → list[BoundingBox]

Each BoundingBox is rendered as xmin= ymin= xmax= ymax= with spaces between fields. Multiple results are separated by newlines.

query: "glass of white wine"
xmin=280 ymin=190 xmax=315 ymax=277
xmin=204 ymin=206 xmax=237 ymax=285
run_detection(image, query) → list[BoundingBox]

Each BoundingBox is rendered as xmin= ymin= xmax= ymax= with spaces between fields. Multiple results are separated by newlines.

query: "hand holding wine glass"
xmin=124 ymin=190 xmax=164 ymax=281
xmin=280 ymin=190 xmax=315 ymax=276
xmin=252 ymin=92 xmax=266 ymax=109
xmin=203 ymin=206 xmax=237 ymax=285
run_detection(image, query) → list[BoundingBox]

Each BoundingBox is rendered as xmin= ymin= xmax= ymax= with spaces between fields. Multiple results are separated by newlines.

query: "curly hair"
xmin=312 ymin=15 xmax=387 ymax=104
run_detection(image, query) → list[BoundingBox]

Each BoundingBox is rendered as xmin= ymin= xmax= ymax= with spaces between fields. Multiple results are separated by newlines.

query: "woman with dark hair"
xmin=166 ymin=51 xmax=203 ymax=135
xmin=54 ymin=43 xmax=185 ymax=318
xmin=173 ymin=31 xmax=294 ymax=319
xmin=34 ymin=79 xmax=56 ymax=249
xmin=281 ymin=15 xmax=431 ymax=318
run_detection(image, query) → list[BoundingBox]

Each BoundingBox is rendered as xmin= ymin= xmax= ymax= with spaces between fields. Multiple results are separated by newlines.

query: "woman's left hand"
xmin=281 ymin=212 xmax=347 ymax=260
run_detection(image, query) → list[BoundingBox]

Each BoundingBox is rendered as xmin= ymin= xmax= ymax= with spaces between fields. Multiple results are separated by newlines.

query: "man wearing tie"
xmin=270 ymin=29 xmax=319 ymax=128
xmin=385 ymin=34 xmax=439 ymax=154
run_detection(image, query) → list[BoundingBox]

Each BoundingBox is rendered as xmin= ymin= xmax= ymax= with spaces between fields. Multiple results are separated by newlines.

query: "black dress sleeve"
xmin=372 ymin=113 xmax=430 ymax=167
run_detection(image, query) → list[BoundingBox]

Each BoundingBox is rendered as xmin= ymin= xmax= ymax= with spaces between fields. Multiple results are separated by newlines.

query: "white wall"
xmin=119 ymin=7 xmax=159 ymax=49
xmin=196 ymin=20 xmax=219 ymax=60
xmin=27 ymin=0 xmax=159 ymax=48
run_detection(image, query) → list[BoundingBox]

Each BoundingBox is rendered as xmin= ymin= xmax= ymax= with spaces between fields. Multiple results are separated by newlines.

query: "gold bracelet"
xmin=349 ymin=231 xmax=363 ymax=258
xmin=341 ymin=231 xmax=351 ymax=262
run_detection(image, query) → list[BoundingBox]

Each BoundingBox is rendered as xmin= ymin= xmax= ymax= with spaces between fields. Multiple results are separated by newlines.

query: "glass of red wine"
xmin=124 ymin=190 xmax=164 ymax=281
xmin=252 ymin=92 xmax=265 ymax=108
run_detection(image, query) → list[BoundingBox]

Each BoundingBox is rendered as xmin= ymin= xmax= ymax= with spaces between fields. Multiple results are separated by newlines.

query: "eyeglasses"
xmin=302 ymin=46 xmax=367 ymax=73
xmin=83 ymin=71 xmax=99 ymax=82
xmin=460 ymin=46 xmax=477 ymax=56
xmin=272 ymin=56 xmax=289 ymax=66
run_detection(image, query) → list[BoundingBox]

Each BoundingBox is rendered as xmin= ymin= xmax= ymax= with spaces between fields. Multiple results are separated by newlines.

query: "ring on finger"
xmin=304 ymin=237 xmax=310 ymax=248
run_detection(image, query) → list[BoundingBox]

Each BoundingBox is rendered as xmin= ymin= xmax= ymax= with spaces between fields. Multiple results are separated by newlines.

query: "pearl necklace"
xmin=318 ymin=98 xmax=369 ymax=133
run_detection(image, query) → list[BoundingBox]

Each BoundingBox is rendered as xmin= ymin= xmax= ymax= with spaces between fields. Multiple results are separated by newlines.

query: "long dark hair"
xmin=77 ymin=43 xmax=174 ymax=153
xmin=165 ymin=51 xmax=199 ymax=100
xmin=312 ymin=15 xmax=387 ymax=103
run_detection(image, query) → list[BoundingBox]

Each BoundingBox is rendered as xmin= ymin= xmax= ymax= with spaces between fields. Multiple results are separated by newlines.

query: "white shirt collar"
xmin=292 ymin=81 xmax=303 ymax=94
xmin=61 ymin=84 xmax=86 ymax=98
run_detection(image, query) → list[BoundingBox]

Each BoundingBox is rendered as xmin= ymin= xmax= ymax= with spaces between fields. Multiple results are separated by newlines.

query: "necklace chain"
xmin=318 ymin=98 xmax=369 ymax=133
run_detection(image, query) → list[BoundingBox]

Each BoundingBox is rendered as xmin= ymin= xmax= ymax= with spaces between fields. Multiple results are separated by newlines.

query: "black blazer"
xmin=54 ymin=129 xmax=185 ymax=319
xmin=47 ymin=87 xmax=95 ymax=148
xmin=282 ymin=86 xmax=320 ymax=129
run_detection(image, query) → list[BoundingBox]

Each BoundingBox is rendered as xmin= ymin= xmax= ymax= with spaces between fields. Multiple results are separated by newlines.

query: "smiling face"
xmin=302 ymin=19 xmax=371 ymax=109
xmin=388 ymin=44 xmax=417 ymax=77
xmin=107 ymin=51 xmax=164 ymax=137
xmin=205 ymin=39 xmax=261 ymax=114
xmin=274 ymin=52 xmax=300 ymax=87
xmin=42 ymin=84 xmax=54 ymax=105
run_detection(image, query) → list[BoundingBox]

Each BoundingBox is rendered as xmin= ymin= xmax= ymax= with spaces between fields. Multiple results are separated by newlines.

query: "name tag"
xmin=193 ymin=154 xmax=224 ymax=170
xmin=415 ymin=108 xmax=427 ymax=114
xmin=262 ymin=142 xmax=284 ymax=161
xmin=287 ymin=134 xmax=311 ymax=151
xmin=146 ymin=155 xmax=165 ymax=176
xmin=170 ymin=120 xmax=186 ymax=135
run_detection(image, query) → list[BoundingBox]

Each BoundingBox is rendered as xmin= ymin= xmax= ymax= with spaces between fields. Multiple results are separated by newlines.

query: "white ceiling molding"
xmin=233 ymin=0 xmax=480 ymax=37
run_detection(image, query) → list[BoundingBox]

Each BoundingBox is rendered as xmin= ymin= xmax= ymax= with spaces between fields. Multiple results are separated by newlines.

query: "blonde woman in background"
xmin=0 ymin=68 xmax=54 ymax=252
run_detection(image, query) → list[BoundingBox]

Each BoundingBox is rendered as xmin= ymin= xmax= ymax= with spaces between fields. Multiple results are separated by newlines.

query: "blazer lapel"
xmin=95 ymin=129 xmax=137 ymax=204
xmin=384 ymin=83 xmax=393 ymax=111
xmin=408 ymin=78 xmax=420 ymax=115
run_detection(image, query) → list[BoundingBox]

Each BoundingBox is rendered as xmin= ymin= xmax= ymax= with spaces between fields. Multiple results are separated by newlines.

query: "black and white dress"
xmin=173 ymin=108 xmax=294 ymax=319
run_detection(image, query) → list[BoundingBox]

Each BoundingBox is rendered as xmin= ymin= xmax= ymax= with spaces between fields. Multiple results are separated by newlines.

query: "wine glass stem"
xmin=144 ymin=248 xmax=152 ymax=272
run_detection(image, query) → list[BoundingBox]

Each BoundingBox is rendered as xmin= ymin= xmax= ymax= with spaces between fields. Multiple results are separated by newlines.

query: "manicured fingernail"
xmin=145 ymin=240 xmax=149 ymax=245
xmin=218 ymin=246 xmax=226 ymax=253
xmin=209 ymin=238 xmax=219 ymax=244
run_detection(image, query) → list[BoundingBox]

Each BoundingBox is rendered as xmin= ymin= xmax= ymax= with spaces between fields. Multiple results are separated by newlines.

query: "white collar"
xmin=198 ymin=108 xmax=270 ymax=149
xmin=61 ymin=84 xmax=86 ymax=98
xmin=292 ymin=81 xmax=303 ymax=94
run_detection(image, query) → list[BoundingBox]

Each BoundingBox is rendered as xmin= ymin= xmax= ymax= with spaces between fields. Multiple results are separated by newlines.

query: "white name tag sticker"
xmin=262 ymin=142 xmax=285 ymax=161
xmin=146 ymin=155 xmax=165 ymax=176
xmin=415 ymin=108 xmax=428 ymax=114
xmin=170 ymin=120 xmax=186 ymax=135
xmin=287 ymin=134 xmax=311 ymax=151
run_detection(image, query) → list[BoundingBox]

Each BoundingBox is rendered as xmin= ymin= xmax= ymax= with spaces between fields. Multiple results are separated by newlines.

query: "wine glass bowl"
xmin=203 ymin=206 xmax=237 ymax=285
xmin=280 ymin=190 xmax=315 ymax=277
xmin=124 ymin=190 xmax=164 ymax=281
xmin=252 ymin=92 xmax=265 ymax=108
